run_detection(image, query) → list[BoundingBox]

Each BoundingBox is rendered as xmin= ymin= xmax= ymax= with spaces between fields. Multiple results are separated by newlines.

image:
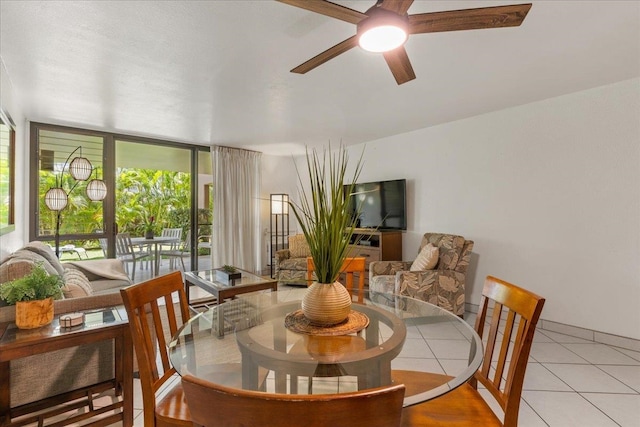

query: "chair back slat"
xmin=182 ymin=374 xmax=405 ymax=427
xmin=120 ymin=271 xmax=190 ymax=426
xmin=115 ymin=233 xmax=133 ymax=256
xmin=473 ymin=276 xmax=545 ymax=427
xmin=161 ymin=228 xmax=183 ymax=250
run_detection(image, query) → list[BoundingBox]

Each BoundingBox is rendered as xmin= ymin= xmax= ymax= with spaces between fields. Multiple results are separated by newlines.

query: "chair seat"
xmin=155 ymin=382 xmax=192 ymax=426
xmin=392 ymin=371 xmax=501 ymax=427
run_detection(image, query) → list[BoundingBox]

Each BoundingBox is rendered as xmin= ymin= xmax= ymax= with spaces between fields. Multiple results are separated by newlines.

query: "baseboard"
xmin=464 ymin=302 xmax=640 ymax=353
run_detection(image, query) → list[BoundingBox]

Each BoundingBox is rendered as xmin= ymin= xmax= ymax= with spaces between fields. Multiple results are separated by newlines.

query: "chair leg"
xmin=131 ymin=260 xmax=136 ymax=281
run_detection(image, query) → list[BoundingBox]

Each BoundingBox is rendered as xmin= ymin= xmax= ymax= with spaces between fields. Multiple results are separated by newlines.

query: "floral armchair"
xmin=369 ymin=233 xmax=474 ymax=316
xmin=275 ymin=234 xmax=316 ymax=286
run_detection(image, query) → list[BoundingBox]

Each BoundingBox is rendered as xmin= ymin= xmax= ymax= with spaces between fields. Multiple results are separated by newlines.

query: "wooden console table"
xmin=0 ymin=307 xmax=133 ymax=427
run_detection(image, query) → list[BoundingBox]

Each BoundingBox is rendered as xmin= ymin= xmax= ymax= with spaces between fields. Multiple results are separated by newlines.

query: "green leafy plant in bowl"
xmin=222 ymin=265 xmax=237 ymax=273
xmin=0 ymin=263 xmax=63 ymax=329
xmin=0 ymin=263 xmax=63 ymax=304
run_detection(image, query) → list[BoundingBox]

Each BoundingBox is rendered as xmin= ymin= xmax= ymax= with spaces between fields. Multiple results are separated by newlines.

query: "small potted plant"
xmin=217 ymin=265 xmax=241 ymax=284
xmin=0 ymin=263 xmax=63 ymax=329
xmin=144 ymin=215 xmax=156 ymax=239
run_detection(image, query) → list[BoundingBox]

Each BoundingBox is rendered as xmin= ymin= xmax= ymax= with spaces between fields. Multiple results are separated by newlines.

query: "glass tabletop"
xmin=184 ymin=268 xmax=274 ymax=289
xmin=169 ymin=290 xmax=483 ymax=407
xmin=0 ymin=307 xmax=127 ymax=345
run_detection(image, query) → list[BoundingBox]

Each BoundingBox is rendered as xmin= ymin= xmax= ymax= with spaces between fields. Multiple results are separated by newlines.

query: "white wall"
xmin=348 ymin=78 xmax=640 ymax=340
xmin=0 ymin=60 xmax=27 ymax=259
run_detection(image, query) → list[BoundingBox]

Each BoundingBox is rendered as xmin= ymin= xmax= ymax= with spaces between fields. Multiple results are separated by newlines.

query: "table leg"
xmin=217 ymin=300 xmax=225 ymax=337
xmin=154 ymin=243 xmax=160 ymax=276
xmin=241 ymin=354 xmax=260 ymax=391
xmin=117 ymin=328 xmax=134 ymax=427
xmin=0 ymin=361 xmax=10 ymax=425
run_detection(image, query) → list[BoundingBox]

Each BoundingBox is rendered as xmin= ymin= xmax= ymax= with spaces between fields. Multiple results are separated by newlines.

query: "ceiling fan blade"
xmin=408 ymin=3 xmax=532 ymax=34
xmin=380 ymin=0 xmax=415 ymax=15
xmin=276 ymin=0 xmax=367 ymax=25
xmin=291 ymin=35 xmax=358 ymax=74
xmin=383 ymin=47 xmax=416 ymax=85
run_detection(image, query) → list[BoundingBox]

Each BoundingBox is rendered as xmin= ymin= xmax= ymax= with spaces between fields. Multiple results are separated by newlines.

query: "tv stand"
xmin=347 ymin=229 xmax=403 ymax=286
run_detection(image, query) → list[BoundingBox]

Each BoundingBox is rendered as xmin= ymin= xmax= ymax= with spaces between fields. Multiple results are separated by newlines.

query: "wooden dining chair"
xmin=120 ymin=271 xmax=193 ymax=426
xmin=181 ymin=374 xmax=405 ymax=427
xmin=395 ymin=275 xmax=545 ymax=427
xmin=306 ymin=257 xmax=366 ymax=303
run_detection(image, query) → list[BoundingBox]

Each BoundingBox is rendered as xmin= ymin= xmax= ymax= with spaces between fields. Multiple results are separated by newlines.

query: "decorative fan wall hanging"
xmin=277 ymin=0 xmax=532 ymax=85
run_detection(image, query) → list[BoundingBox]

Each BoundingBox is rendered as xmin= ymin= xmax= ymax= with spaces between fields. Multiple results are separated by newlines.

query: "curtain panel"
xmin=211 ymin=146 xmax=262 ymax=272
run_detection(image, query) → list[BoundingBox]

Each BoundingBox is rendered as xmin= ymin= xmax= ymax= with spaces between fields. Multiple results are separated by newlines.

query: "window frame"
xmin=0 ymin=108 xmax=16 ymax=236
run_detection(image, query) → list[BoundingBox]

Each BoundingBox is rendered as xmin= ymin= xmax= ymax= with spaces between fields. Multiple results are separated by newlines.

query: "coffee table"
xmin=183 ymin=268 xmax=278 ymax=336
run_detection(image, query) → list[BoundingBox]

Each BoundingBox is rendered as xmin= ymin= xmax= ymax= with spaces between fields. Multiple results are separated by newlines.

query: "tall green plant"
xmin=289 ymin=145 xmax=363 ymax=284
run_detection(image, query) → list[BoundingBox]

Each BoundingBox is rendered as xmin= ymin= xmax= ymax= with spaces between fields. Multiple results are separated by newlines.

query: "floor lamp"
xmin=270 ymin=194 xmax=289 ymax=278
xmin=44 ymin=146 xmax=107 ymax=258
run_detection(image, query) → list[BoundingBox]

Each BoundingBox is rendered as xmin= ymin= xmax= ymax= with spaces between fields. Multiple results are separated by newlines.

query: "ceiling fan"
xmin=277 ymin=0 xmax=532 ymax=85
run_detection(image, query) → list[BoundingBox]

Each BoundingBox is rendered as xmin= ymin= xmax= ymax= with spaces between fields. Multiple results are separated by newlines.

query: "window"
xmin=0 ymin=110 xmax=16 ymax=235
xmin=29 ymin=122 xmax=210 ymax=269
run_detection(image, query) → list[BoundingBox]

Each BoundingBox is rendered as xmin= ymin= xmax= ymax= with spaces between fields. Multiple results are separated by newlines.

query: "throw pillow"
xmin=61 ymin=267 xmax=93 ymax=298
xmin=410 ymin=243 xmax=439 ymax=271
xmin=6 ymin=250 xmax=59 ymax=276
xmin=288 ymin=235 xmax=311 ymax=258
xmin=22 ymin=241 xmax=65 ymax=275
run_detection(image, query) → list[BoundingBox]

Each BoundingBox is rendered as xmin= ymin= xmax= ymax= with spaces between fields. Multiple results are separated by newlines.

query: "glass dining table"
xmin=168 ymin=289 xmax=483 ymax=407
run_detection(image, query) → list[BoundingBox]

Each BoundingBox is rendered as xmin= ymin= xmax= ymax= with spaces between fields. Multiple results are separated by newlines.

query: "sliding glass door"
xmin=30 ymin=123 xmax=211 ymax=270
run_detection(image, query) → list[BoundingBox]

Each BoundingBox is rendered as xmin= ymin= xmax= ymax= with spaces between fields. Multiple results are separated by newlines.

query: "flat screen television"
xmin=345 ymin=179 xmax=407 ymax=230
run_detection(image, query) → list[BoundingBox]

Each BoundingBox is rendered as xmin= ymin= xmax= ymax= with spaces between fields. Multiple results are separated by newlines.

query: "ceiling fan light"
xmin=357 ymin=8 xmax=409 ymax=53
xmin=359 ymin=25 xmax=407 ymax=52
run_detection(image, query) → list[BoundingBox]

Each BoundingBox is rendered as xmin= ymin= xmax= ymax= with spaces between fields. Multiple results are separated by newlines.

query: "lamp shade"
xmin=69 ymin=156 xmax=93 ymax=181
xmin=86 ymin=179 xmax=107 ymax=201
xmin=357 ymin=8 xmax=408 ymax=53
xmin=44 ymin=187 xmax=68 ymax=211
xmin=271 ymin=194 xmax=289 ymax=215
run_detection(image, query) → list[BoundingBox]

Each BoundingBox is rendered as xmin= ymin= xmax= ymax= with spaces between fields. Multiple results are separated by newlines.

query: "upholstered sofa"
xmin=0 ymin=241 xmax=132 ymax=409
xmin=369 ymin=233 xmax=474 ymax=316
xmin=0 ymin=241 xmax=132 ymax=299
xmin=275 ymin=234 xmax=316 ymax=286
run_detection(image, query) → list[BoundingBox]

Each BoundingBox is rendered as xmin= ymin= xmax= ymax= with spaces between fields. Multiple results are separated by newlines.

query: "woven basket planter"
xmin=15 ymin=297 xmax=54 ymax=329
xmin=301 ymin=282 xmax=351 ymax=326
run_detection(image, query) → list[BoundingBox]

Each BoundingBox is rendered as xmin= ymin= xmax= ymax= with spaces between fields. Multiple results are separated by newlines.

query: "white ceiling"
xmin=1 ymin=1 xmax=638 ymax=156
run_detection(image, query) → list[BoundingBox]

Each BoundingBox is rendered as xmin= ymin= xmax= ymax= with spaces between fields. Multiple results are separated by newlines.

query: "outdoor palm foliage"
xmin=289 ymin=145 xmax=363 ymax=284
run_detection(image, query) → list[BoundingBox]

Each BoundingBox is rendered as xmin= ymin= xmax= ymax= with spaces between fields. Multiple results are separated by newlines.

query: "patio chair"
xmin=115 ymin=233 xmax=153 ymax=281
xmin=159 ymin=229 xmax=188 ymax=271
xmin=159 ymin=228 xmax=183 ymax=269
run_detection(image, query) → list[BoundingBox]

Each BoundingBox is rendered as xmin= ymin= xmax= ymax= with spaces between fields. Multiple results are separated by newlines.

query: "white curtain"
xmin=211 ymin=146 xmax=262 ymax=272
